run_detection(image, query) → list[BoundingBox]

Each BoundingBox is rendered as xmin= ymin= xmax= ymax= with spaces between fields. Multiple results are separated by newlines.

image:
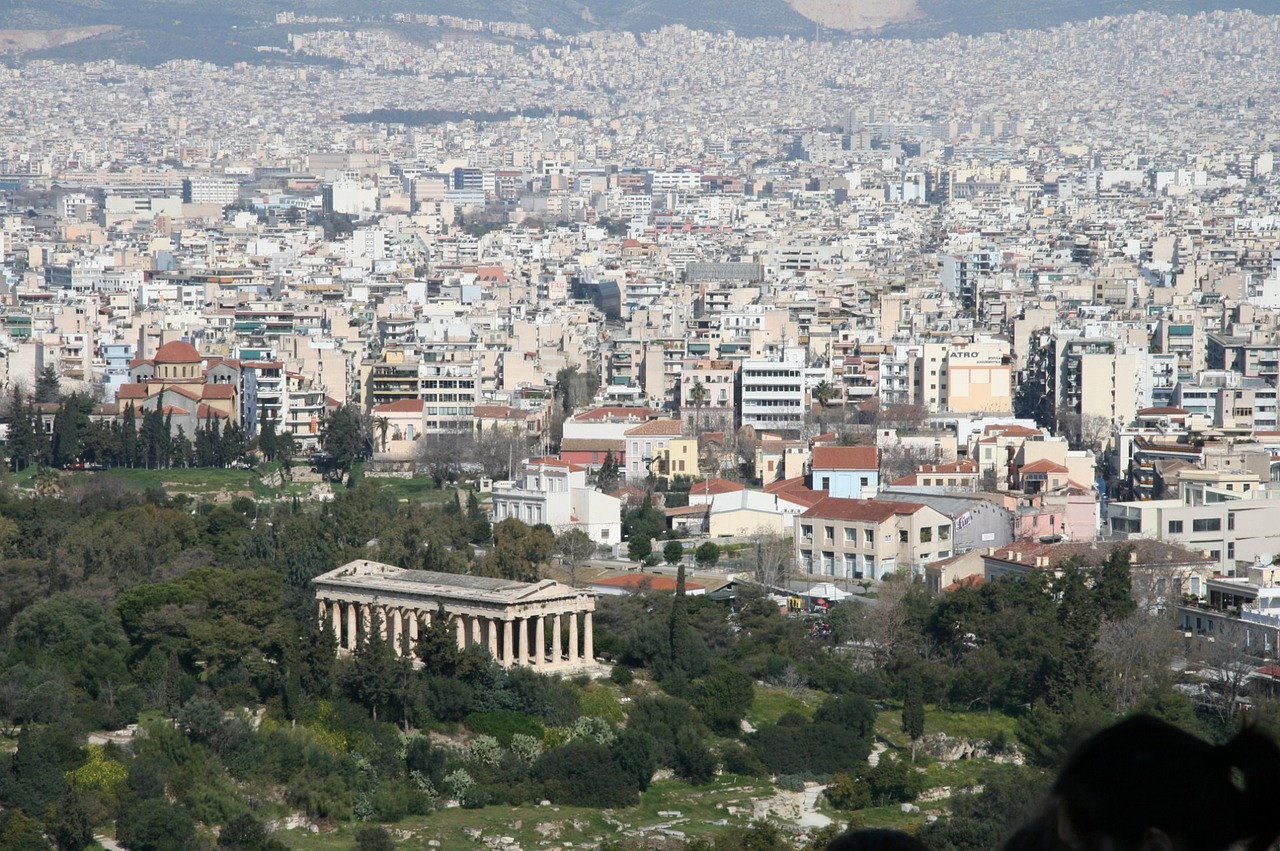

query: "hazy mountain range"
xmin=1 ymin=0 xmax=1279 ymax=64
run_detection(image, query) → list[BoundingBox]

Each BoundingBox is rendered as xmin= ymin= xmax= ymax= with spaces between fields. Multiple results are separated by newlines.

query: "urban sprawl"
xmin=2 ymin=9 xmax=1280 ymax=650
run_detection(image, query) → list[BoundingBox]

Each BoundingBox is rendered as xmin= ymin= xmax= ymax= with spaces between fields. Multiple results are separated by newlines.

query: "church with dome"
xmin=114 ymin=339 xmax=241 ymax=438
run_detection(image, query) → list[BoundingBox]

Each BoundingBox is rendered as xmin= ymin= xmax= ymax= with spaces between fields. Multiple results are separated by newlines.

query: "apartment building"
xmin=796 ymin=497 xmax=953 ymax=581
xmin=490 ymin=458 xmax=621 ymax=544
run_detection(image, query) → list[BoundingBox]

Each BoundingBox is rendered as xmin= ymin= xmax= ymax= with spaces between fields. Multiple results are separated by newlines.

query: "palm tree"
xmin=813 ymin=380 xmax=834 ymax=434
xmin=689 ymin=380 xmax=707 ymax=432
xmin=374 ymin=416 xmax=391 ymax=453
xmin=32 ymin=465 xmax=62 ymax=499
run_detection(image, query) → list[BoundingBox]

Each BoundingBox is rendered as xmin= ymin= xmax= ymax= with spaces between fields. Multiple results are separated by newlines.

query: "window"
xmin=920 ymin=527 xmax=933 ymax=543
xmin=899 ymin=530 xmax=909 ymax=543
xmin=1168 ymin=520 xmax=1184 ymax=534
xmin=1228 ymin=512 xmax=1236 ymax=531
xmin=801 ymin=525 xmax=813 ymax=540
xmin=860 ymin=477 xmax=870 ymax=487
xmin=1192 ymin=517 xmax=1222 ymax=533
xmin=939 ymin=525 xmax=950 ymax=540
xmin=864 ymin=528 xmax=874 ymax=545
xmin=824 ymin=526 xmax=834 ymax=543
xmin=1227 ymin=542 xmax=1235 ymax=559
xmin=845 ymin=528 xmax=858 ymax=543
xmin=821 ymin=477 xmax=831 ymax=491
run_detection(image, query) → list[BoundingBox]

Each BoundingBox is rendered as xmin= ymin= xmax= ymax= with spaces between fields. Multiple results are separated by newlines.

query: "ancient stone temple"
xmin=313 ymin=559 xmax=597 ymax=671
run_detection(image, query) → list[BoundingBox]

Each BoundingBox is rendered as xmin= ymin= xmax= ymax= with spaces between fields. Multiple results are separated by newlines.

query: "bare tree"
xmin=769 ymin=663 xmax=809 ymax=697
xmin=1186 ymin=620 xmax=1256 ymax=725
xmin=747 ymin=529 xmax=794 ymax=590
xmin=472 ymin=427 xmax=532 ymax=480
xmin=416 ymin=430 xmax=473 ymax=483
xmin=1097 ymin=609 xmax=1182 ymax=714
xmin=1057 ymin=410 xmax=1111 ymax=452
xmin=555 ymin=528 xmax=596 ymax=588
xmin=879 ymin=443 xmax=943 ymax=482
xmin=853 ymin=576 xmax=924 ymax=668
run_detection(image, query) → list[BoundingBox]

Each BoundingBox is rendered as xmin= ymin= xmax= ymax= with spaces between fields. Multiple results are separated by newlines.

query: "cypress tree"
xmin=902 ymin=669 xmax=926 ymax=762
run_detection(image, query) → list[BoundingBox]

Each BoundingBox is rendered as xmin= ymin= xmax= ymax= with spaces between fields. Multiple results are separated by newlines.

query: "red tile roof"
xmin=812 ymin=445 xmax=878 ymax=470
xmin=625 ymin=418 xmax=684 ymax=437
xmin=372 ymin=399 xmax=425 ymax=414
xmin=1020 ymin=459 xmax=1070 ymax=474
xmin=801 ymin=496 xmax=925 ymax=522
xmin=201 ymin=385 xmax=236 ymax=399
xmin=475 ymin=404 xmax=527 ymax=419
xmin=689 ymin=478 xmax=745 ymax=495
xmin=154 ymin=340 xmax=202 ymax=363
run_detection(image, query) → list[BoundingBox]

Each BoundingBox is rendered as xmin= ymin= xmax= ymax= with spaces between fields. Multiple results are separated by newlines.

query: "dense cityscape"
xmin=2 ymin=5 xmax=1280 ymax=851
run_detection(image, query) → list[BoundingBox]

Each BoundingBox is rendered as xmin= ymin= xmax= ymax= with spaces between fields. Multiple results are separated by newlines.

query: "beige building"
xmin=946 ymin=352 xmax=1014 ymax=414
xmin=314 ymin=559 xmax=597 ymax=671
xmin=796 ymin=497 xmax=954 ymax=581
xmin=1079 ymin=349 xmax=1144 ymax=429
xmin=652 ymin=437 xmax=701 ymax=483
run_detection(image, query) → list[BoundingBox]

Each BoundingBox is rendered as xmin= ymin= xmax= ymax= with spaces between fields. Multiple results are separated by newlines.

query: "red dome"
xmin=154 ymin=340 xmax=202 ymax=363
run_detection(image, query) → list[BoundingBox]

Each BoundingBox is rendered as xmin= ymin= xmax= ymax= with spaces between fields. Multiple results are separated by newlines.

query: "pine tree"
xmin=1095 ymin=545 xmax=1137 ymax=621
xmin=597 ymin=450 xmax=620 ymax=493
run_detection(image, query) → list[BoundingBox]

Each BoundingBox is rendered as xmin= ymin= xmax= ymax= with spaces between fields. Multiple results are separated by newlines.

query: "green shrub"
xmin=532 ymin=740 xmax=639 ymax=807
xmin=464 ymin=711 xmax=545 ymax=747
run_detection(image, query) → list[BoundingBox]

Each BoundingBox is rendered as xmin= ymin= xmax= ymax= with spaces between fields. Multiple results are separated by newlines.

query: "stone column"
xmin=378 ymin=606 xmax=389 ymax=642
xmin=583 ymin=611 xmax=594 ymax=662
xmin=407 ymin=609 xmax=419 ymax=649
xmin=502 ymin=619 xmax=514 ymax=668
xmin=486 ymin=618 xmax=499 ymax=659
xmin=470 ymin=615 xmax=482 ymax=647
xmin=346 ymin=602 xmax=357 ymax=650
xmin=317 ymin=599 xmax=327 ymax=625
xmin=516 ymin=617 xmax=526 ymax=666
xmin=551 ymin=613 xmax=562 ymax=667
xmin=455 ymin=614 xmax=467 ymax=650
xmin=568 ymin=611 xmax=579 ymax=665
xmin=534 ymin=615 xmax=545 ymax=667
xmin=389 ymin=609 xmax=402 ymax=656
xmin=360 ymin=603 xmax=372 ymax=644
xmin=330 ymin=600 xmax=342 ymax=645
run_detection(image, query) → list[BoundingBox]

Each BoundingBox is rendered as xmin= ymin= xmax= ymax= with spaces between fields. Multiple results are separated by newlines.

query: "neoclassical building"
xmin=313 ymin=559 xmax=597 ymax=671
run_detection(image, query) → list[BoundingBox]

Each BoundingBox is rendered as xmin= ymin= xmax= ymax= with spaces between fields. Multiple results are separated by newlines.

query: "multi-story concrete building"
xmin=796 ymin=497 xmax=954 ymax=580
xmin=490 ymin=458 xmax=621 ymax=544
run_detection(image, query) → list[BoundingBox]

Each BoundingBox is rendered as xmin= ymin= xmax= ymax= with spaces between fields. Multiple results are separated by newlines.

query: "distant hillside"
xmin=3 ymin=0 xmax=1280 ymax=64
xmin=884 ymin=0 xmax=1280 ymax=37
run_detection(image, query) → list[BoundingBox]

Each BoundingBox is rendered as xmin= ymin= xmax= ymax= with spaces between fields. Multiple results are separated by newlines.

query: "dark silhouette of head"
xmin=1051 ymin=714 xmax=1280 ymax=851
xmin=825 ymin=828 xmax=930 ymax=851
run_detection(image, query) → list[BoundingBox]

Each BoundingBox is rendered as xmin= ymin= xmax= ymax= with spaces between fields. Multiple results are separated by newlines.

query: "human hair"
xmin=1052 ymin=714 xmax=1280 ymax=851
xmin=824 ymin=828 xmax=929 ymax=851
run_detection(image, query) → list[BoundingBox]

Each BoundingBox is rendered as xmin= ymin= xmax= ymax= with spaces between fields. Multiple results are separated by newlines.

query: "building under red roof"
xmin=811 ymin=445 xmax=878 ymax=470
